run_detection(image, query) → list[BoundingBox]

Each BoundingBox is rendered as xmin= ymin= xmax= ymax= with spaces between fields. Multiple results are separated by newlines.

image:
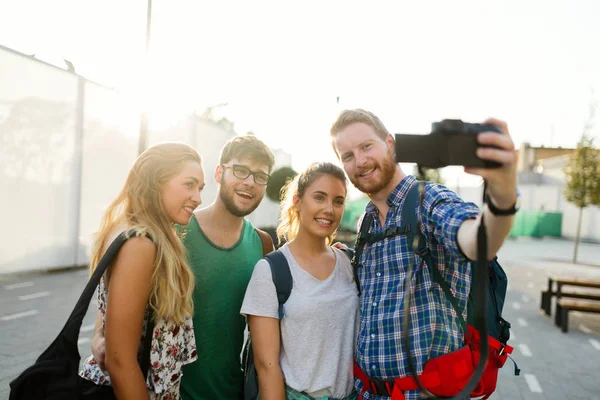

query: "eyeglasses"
xmin=222 ymin=164 xmax=270 ymax=186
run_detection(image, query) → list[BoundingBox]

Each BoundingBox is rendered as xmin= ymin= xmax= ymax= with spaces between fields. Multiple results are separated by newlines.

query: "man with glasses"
xmin=91 ymin=134 xmax=276 ymax=400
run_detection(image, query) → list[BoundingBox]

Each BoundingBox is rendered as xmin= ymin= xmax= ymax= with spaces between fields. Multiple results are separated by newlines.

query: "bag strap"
xmin=264 ymin=251 xmax=293 ymax=320
xmin=351 ymin=213 xmax=374 ymax=296
xmin=363 ymin=224 xmax=411 ymax=244
xmin=139 ymin=309 xmax=155 ymax=379
xmin=401 ymin=179 xmax=491 ymax=400
xmin=401 ymin=183 xmax=467 ymax=333
xmin=255 ymin=227 xmax=275 ymax=256
xmin=59 ymin=230 xmax=139 ymax=344
xmin=54 ymin=230 xmax=155 ymax=377
xmin=339 ymin=247 xmax=354 ymax=261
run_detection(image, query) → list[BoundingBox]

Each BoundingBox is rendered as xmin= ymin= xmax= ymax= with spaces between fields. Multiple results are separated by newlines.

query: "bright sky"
xmin=1 ymin=0 xmax=599 ymax=190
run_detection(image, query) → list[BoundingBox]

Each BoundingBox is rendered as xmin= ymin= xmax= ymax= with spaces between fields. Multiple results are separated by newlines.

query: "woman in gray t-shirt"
xmin=241 ymin=162 xmax=359 ymax=400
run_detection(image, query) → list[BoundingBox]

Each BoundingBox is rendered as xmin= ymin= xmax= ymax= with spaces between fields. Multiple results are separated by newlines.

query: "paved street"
xmin=1 ymin=237 xmax=599 ymax=399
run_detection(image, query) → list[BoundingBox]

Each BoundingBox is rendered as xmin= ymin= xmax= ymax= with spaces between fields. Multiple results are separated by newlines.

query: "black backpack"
xmin=9 ymin=231 xmax=154 ymax=400
xmin=242 ymin=248 xmax=354 ymax=400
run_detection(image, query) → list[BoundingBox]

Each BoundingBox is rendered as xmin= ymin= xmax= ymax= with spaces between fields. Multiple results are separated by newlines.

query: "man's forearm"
xmin=457 ymin=205 xmax=515 ymax=261
xmin=91 ymin=312 xmax=106 ymax=369
xmin=93 ymin=312 xmax=103 ymax=337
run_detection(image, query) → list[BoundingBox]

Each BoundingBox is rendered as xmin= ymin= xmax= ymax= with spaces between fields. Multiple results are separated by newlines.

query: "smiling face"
xmin=160 ymin=161 xmax=205 ymax=225
xmin=294 ymin=174 xmax=346 ymax=241
xmin=217 ymin=157 xmax=269 ymax=217
xmin=333 ymin=122 xmax=398 ymax=196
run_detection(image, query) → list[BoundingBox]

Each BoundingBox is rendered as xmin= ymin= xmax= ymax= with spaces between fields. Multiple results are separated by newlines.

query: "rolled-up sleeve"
xmin=422 ymin=183 xmax=480 ymax=261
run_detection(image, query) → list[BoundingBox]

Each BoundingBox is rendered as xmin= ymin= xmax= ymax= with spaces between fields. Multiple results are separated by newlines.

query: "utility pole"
xmin=138 ymin=0 xmax=152 ymax=155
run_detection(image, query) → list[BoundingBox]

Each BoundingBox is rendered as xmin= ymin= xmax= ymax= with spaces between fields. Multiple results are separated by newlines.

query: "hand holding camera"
xmin=395 ymin=118 xmax=517 ymax=208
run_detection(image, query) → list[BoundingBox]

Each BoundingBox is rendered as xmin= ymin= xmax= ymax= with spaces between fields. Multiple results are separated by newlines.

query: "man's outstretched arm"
xmin=457 ymin=118 xmax=518 ymax=261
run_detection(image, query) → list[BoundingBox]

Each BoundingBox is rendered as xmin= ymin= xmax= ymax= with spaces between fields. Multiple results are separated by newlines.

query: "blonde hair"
xmin=276 ymin=162 xmax=347 ymax=246
xmin=330 ymin=109 xmax=390 ymax=140
xmin=90 ymin=142 xmax=201 ymax=324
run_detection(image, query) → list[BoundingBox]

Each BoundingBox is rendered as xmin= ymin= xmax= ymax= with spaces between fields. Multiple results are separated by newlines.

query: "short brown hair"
xmin=330 ymin=108 xmax=390 ymax=140
xmin=219 ymin=134 xmax=276 ymax=172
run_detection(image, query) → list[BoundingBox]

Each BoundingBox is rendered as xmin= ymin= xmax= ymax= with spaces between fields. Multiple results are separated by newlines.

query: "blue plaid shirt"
xmin=355 ymin=175 xmax=480 ymax=400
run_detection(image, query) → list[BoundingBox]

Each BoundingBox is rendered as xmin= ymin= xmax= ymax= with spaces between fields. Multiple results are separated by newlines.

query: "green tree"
xmin=563 ymin=99 xmax=600 ymax=263
xmin=415 ymin=167 xmax=445 ymax=184
xmin=266 ymin=166 xmax=298 ymax=202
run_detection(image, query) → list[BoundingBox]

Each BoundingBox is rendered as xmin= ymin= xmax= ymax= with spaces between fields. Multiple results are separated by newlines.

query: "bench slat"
xmin=556 ymin=299 xmax=600 ymax=312
xmin=552 ymin=292 xmax=600 ymax=300
xmin=550 ymin=278 xmax=600 ymax=289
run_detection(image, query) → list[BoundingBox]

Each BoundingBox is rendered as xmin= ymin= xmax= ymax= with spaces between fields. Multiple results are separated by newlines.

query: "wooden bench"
xmin=540 ymin=276 xmax=600 ymax=316
xmin=554 ymin=299 xmax=600 ymax=333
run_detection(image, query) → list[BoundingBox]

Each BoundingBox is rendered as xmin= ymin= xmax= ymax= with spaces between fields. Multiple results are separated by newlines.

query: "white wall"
xmin=561 ymin=202 xmax=600 ymax=241
xmin=0 ymin=49 xmax=80 ymax=274
xmin=77 ymin=82 xmax=140 ymax=264
xmin=0 ymin=46 xmax=248 ymax=273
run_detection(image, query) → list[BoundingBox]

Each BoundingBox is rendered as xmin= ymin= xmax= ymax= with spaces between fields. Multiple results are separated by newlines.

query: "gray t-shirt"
xmin=241 ymin=244 xmax=359 ymax=398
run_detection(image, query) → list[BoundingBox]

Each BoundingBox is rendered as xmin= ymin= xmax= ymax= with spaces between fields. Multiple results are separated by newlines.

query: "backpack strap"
xmin=401 ymin=182 xmax=467 ymax=333
xmin=264 ymin=251 xmax=293 ymax=320
xmin=351 ymin=213 xmax=375 ymax=296
xmin=339 ymin=247 xmax=354 ymax=261
xmin=364 ymin=224 xmax=411 ymax=244
xmin=254 ymin=227 xmax=275 ymax=256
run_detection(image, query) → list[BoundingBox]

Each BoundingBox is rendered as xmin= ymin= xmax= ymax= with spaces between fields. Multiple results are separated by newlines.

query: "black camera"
xmin=394 ymin=119 xmax=503 ymax=169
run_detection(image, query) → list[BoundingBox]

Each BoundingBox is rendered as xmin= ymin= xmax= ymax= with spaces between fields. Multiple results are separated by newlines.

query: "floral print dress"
xmin=80 ymin=278 xmax=197 ymax=400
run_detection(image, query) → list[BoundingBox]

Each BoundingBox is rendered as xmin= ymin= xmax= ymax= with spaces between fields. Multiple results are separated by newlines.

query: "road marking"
xmin=81 ymin=324 xmax=95 ymax=333
xmin=18 ymin=291 xmax=51 ymax=301
xmin=4 ymin=282 xmax=34 ymax=290
xmin=521 ymin=295 xmax=530 ymax=303
xmin=519 ymin=344 xmax=532 ymax=357
xmin=527 ymin=271 xmax=533 ymax=277
xmin=78 ymin=338 xmax=90 ymax=345
xmin=518 ymin=318 xmax=528 ymax=327
xmin=527 ymin=282 xmax=534 ymax=289
xmin=590 ymin=339 xmax=600 ymax=351
xmin=1 ymin=310 xmax=39 ymax=321
xmin=512 ymin=302 xmax=521 ymax=310
xmin=579 ymin=324 xmax=592 ymax=334
xmin=524 ymin=373 xmax=543 ymax=393
xmin=510 ymin=329 xmax=516 ymax=340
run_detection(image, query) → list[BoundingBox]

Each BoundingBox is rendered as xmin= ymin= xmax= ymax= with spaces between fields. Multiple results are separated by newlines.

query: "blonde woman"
xmin=241 ymin=162 xmax=359 ymax=400
xmin=80 ymin=143 xmax=204 ymax=400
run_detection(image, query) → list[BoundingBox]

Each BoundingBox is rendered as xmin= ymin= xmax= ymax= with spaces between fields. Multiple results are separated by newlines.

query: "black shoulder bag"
xmin=9 ymin=230 xmax=154 ymax=400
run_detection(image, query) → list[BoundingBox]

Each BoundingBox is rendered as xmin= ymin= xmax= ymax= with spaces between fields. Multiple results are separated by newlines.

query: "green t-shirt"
xmin=180 ymin=216 xmax=264 ymax=400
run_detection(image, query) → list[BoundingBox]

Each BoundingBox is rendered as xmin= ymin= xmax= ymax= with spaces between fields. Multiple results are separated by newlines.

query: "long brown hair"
xmin=90 ymin=142 xmax=201 ymax=324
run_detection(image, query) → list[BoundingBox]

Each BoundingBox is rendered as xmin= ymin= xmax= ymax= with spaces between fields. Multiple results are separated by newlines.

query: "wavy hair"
xmin=90 ymin=142 xmax=201 ymax=324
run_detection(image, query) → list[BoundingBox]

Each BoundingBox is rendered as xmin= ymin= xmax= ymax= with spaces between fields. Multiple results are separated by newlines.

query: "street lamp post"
xmin=138 ymin=0 xmax=152 ymax=155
